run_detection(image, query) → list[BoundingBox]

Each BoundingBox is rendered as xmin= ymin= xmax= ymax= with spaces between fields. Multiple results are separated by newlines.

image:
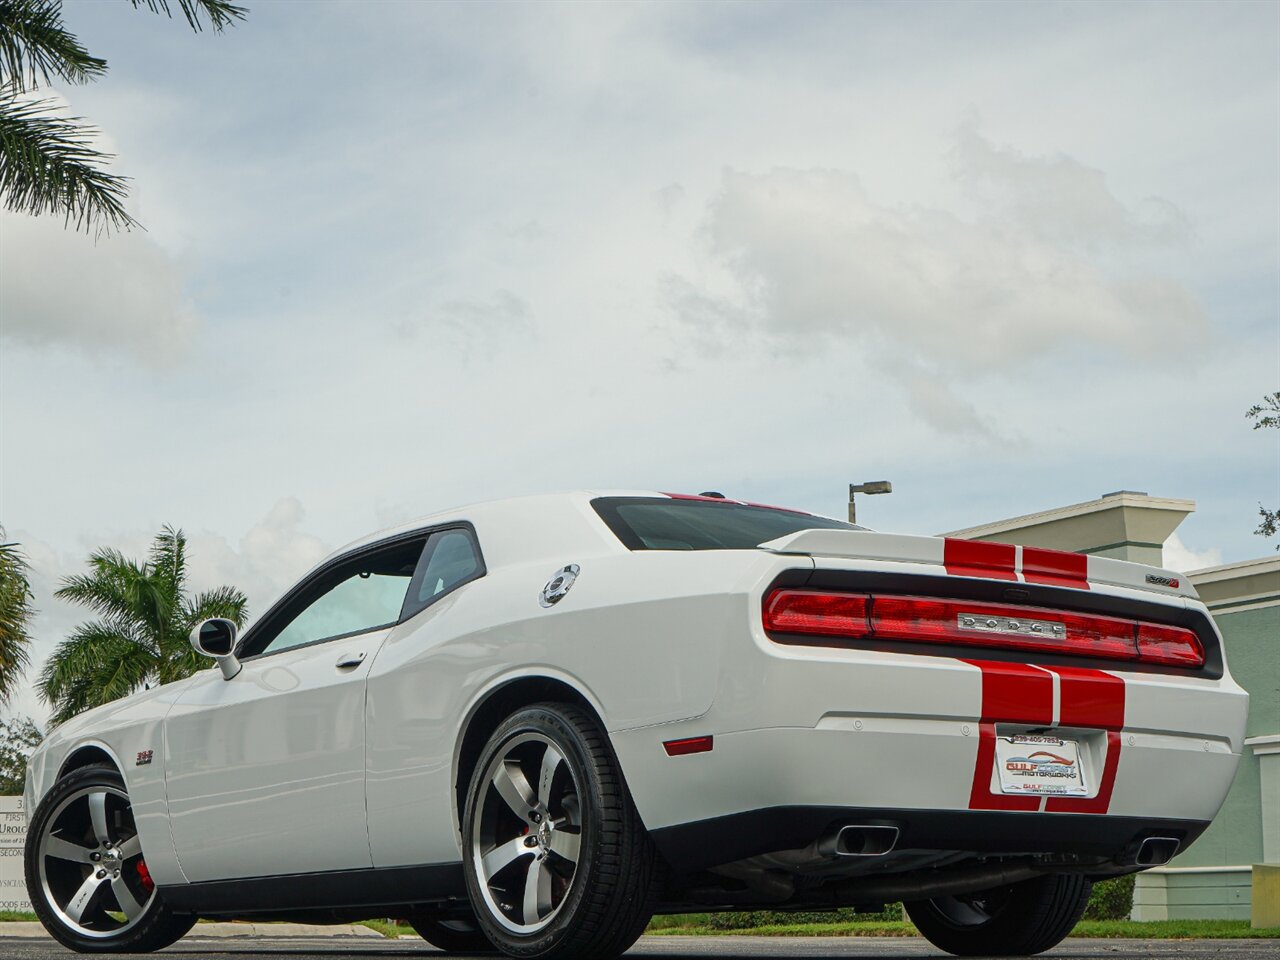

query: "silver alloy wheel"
xmin=36 ymin=785 xmax=156 ymax=939
xmin=470 ymin=731 xmax=583 ymax=935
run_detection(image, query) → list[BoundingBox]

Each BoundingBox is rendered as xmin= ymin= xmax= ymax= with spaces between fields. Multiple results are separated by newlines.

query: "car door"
xmin=163 ymin=534 xmax=427 ymax=883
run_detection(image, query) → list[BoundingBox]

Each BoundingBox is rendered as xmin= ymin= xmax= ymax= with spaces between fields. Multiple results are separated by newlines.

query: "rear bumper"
xmin=613 ymin=647 xmax=1246 ymax=871
xmin=650 ymin=804 xmax=1211 ymax=873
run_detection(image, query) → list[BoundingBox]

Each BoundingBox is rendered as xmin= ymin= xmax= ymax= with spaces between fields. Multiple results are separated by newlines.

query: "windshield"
xmin=592 ymin=496 xmax=864 ymax=550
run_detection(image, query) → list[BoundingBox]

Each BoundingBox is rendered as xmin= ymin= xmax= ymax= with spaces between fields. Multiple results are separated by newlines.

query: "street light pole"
xmin=848 ymin=481 xmax=892 ymax=524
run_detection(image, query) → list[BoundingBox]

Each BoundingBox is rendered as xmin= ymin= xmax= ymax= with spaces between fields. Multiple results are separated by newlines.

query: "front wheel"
xmin=462 ymin=703 xmax=662 ymax=959
xmin=905 ymin=873 xmax=1092 ymax=956
xmin=24 ymin=763 xmax=197 ymax=953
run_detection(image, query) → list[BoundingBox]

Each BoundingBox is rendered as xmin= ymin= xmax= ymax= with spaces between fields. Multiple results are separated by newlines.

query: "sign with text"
xmin=0 ymin=797 xmax=32 ymax=913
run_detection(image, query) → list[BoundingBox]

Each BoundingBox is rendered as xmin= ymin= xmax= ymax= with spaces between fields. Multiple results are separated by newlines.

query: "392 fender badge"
xmin=136 ymin=750 xmax=154 ymax=766
xmin=540 ymin=564 xmax=580 ymax=608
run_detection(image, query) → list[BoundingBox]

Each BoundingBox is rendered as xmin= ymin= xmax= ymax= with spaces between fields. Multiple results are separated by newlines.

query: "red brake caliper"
xmin=136 ymin=859 xmax=155 ymax=894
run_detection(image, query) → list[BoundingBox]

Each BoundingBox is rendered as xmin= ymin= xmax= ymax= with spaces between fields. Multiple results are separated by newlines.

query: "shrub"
xmin=1083 ymin=875 xmax=1136 ymax=921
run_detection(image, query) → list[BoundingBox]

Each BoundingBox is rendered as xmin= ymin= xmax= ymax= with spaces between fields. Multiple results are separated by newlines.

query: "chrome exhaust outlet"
xmin=820 ymin=825 xmax=900 ymax=858
xmin=1135 ymin=836 xmax=1180 ymax=866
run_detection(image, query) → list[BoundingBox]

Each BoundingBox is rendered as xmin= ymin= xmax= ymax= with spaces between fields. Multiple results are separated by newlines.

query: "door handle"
xmin=335 ymin=651 xmax=366 ymax=669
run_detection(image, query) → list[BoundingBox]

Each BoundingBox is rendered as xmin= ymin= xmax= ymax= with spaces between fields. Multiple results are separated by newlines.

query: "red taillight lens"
xmin=763 ymin=590 xmax=1205 ymax=668
xmin=1136 ymin=623 xmax=1204 ymax=667
xmin=764 ymin=590 xmax=870 ymax=637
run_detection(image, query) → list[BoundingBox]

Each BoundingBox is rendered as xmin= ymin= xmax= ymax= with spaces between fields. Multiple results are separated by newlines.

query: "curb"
xmin=0 ymin=921 xmax=385 ymax=939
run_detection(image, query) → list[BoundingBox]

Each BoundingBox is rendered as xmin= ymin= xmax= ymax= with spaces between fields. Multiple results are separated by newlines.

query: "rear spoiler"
xmin=759 ymin=529 xmax=1198 ymax=603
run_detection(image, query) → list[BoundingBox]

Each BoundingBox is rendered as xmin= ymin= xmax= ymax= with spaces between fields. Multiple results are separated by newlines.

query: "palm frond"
xmin=0 ymin=530 xmax=35 ymax=706
xmin=0 ymin=89 xmax=137 ymax=234
xmin=39 ymin=619 xmax=156 ymax=723
xmin=56 ymin=550 xmax=150 ymax=623
xmin=0 ymin=0 xmax=107 ymax=91
xmin=184 ymin=585 xmax=248 ymax=626
xmin=150 ymin=524 xmax=187 ymax=604
xmin=127 ymin=0 xmax=246 ymax=33
xmin=47 ymin=526 xmax=251 ymax=720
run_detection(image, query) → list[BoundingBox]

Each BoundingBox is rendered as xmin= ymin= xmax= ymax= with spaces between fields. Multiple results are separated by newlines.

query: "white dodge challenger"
xmin=23 ymin=492 xmax=1247 ymax=957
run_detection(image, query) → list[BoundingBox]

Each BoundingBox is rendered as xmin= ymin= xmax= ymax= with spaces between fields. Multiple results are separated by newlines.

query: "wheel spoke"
xmin=481 ymin=836 xmax=533 ymax=880
xmin=537 ymin=745 xmax=563 ymax=807
xmin=549 ymin=829 xmax=580 ymax=864
xmin=88 ymin=791 xmax=111 ymax=845
xmin=44 ymin=837 xmax=94 ymax=863
xmin=492 ymin=760 xmax=536 ymax=818
xmin=65 ymin=873 xmax=106 ymax=924
xmin=116 ymin=835 xmax=142 ymax=860
xmin=111 ymin=875 xmax=145 ymax=920
xmin=521 ymin=857 xmax=552 ymax=926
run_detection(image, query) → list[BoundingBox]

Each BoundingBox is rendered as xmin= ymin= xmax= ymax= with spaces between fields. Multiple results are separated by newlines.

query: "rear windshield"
xmin=592 ymin=496 xmax=863 ymax=550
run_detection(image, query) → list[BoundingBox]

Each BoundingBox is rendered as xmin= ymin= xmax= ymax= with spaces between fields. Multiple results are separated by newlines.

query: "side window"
xmin=401 ymin=527 xmax=483 ymax=620
xmin=253 ymin=538 xmax=425 ymax=657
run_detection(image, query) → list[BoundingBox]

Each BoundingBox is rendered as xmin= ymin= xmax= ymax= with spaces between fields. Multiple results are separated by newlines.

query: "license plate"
xmin=994 ymin=735 xmax=1089 ymax=796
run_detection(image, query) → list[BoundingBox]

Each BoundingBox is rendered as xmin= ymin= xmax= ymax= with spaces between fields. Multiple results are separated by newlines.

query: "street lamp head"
xmin=850 ymin=481 xmax=892 ymax=496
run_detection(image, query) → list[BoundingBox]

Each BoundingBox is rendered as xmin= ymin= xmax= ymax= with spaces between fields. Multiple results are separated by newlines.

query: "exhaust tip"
xmin=1135 ymin=836 xmax=1180 ymax=866
xmin=833 ymin=825 xmax=900 ymax=858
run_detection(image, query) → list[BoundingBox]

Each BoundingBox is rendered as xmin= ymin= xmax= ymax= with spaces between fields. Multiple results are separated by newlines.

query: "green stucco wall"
xmin=1176 ymin=604 xmax=1279 ymax=869
xmin=1134 ymin=597 xmax=1279 ymax=921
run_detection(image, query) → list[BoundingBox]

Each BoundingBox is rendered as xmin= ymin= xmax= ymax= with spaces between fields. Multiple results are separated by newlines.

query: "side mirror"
xmin=190 ymin=618 xmax=242 ymax=680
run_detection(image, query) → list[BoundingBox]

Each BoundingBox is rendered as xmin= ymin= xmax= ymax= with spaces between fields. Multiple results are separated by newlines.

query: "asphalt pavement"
xmin=0 ymin=934 xmax=1278 ymax=959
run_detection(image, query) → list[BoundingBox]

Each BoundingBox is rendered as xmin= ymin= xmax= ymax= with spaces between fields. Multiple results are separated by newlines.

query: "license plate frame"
xmin=994 ymin=734 xmax=1089 ymax=797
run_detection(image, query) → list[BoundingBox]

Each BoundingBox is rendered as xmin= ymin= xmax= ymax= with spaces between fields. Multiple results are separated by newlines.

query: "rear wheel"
xmin=25 ymin=763 xmax=196 ymax=953
xmin=905 ymin=873 xmax=1092 ymax=956
xmin=462 ymin=703 xmax=662 ymax=959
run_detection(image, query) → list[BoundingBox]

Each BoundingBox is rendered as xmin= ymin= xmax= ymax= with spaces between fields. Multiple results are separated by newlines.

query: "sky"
xmin=1 ymin=0 xmax=1277 ymax=724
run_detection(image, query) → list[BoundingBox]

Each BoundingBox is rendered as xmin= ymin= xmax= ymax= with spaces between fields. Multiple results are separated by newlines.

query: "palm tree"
xmin=39 ymin=525 xmax=248 ymax=724
xmin=0 ymin=0 xmax=245 ymax=235
xmin=0 ymin=526 xmax=35 ymax=706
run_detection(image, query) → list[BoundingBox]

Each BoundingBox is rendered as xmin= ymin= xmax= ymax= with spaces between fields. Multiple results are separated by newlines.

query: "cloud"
xmin=0 ymin=211 xmax=198 ymax=365
xmin=1162 ymin=533 xmax=1223 ymax=574
xmin=663 ymin=126 xmax=1210 ymax=433
xmin=951 ymin=120 xmax=1193 ymax=251
xmin=391 ymin=290 xmax=534 ymax=357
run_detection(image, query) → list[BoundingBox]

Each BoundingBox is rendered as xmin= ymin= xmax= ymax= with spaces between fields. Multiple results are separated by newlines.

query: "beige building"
xmin=947 ymin=492 xmax=1280 ymax=926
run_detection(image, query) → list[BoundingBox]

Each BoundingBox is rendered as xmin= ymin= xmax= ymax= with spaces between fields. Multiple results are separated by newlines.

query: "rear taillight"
xmin=763 ymin=590 xmax=870 ymax=637
xmin=763 ymin=589 xmax=1205 ymax=668
xmin=1135 ymin=622 xmax=1205 ymax=667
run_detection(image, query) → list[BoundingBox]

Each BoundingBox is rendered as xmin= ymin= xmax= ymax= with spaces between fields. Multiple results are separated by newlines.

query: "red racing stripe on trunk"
xmin=1043 ymin=665 xmax=1125 ymax=813
xmin=1022 ymin=548 xmax=1090 ymax=590
xmin=963 ymin=660 xmax=1054 ymax=811
xmin=1050 ymin=665 xmax=1125 ymax=729
xmin=944 ymin=540 xmax=1018 ymax=581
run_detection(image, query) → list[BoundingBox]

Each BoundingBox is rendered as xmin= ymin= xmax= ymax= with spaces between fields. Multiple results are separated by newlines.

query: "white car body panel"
xmin=163 ymin=626 xmax=392 ymax=882
xmin=23 ymin=490 xmax=1249 ymax=916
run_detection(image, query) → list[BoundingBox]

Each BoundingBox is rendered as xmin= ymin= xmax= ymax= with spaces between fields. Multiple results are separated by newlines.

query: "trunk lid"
xmin=759 ymin=529 xmax=1198 ymax=604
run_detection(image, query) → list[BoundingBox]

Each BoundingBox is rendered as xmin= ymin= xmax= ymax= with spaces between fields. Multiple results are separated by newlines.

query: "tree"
xmin=0 ymin=0 xmax=245 ymax=235
xmin=39 ymin=525 xmax=248 ymax=725
xmin=0 ymin=527 xmax=34 ymax=707
xmin=1247 ymin=391 xmax=1279 ymax=550
xmin=0 ymin=714 xmax=42 ymax=795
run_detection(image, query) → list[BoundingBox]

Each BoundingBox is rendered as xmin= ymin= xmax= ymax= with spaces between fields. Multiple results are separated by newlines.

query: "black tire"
xmin=462 ymin=702 xmax=662 ymax=960
xmin=24 ymin=763 xmax=197 ymax=953
xmin=905 ymin=873 xmax=1092 ymax=956
xmin=406 ymin=910 xmax=497 ymax=952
